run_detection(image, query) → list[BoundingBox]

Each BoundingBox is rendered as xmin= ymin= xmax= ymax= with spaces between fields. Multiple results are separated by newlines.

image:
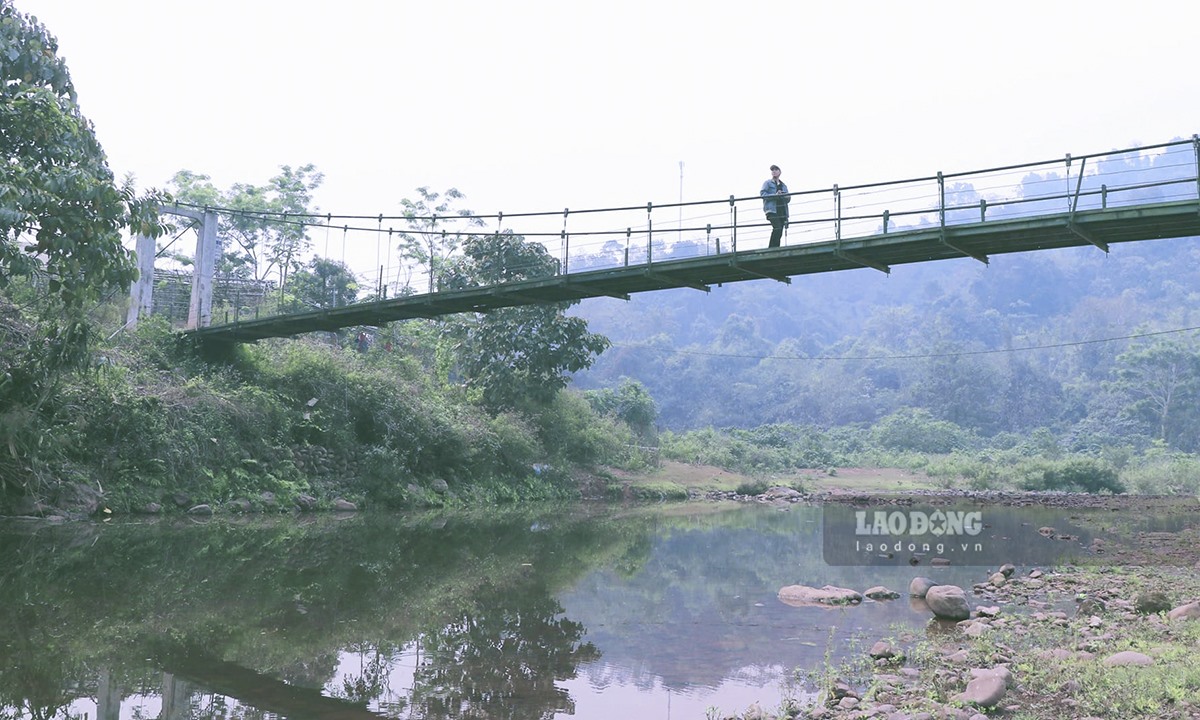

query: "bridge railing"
xmin=181 ymin=137 xmax=1199 ymax=328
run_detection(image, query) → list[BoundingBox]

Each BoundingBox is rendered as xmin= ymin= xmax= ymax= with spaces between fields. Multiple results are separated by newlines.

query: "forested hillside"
xmin=572 ymin=231 xmax=1200 ymax=452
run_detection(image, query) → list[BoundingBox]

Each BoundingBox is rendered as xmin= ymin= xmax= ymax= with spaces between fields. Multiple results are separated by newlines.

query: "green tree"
xmin=1 ymin=4 xmax=168 ymax=492
xmin=395 ymin=186 xmax=484 ymax=293
xmin=441 ymin=230 xmax=610 ymax=412
xmin=1106 ymin=340 xmax=1200 ymax=449
xmin=283 ymin=257 xmax=359 ymax=311
xmin=1 ymin=5 xmax=158 ymax=302
xmin=166 ymin=164 xmax=323 ymax=284
xmin=585 ymin=377 xmax=658 ymax=441
xmin=394 ymin=188 xmax=610 ymax=413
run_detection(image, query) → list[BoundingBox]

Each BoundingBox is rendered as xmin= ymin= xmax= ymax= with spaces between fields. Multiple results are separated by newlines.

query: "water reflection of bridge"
xmin=132 ymin=137 xmax=1199 ymax=345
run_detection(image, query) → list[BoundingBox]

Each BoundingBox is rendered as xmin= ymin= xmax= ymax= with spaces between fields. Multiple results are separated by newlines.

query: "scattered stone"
xmin=1135 ymin=590 xmax=1172 ymax=614
xmin=52 ymin=483 xmax=103 ymax=516
xmin=1103 ymin=650 xmax=1154 ymax=666
xmin=869 ymin=640 xmax=904 ymax=661
xmin=974 ymin=605 xmax=1001 ymax=618
xmin=227 ymin=498 xmax=252 ymax=513
xmin=431 ymin=478 xmax=450 ymax=494
xmin=778 ymin=584 xmax=863 ymax=607
xmin=333 ymin=498 xmax=358 ymax=512
xmin=969 ymin=666 xmax=1013 ymax=688
xmin=1028 ymin=569 xmax=1044 ymax=579
xmin=259 ymin=491 xmax=277 ymax=507
xmin=1038 ymin=526 xmax=1055 ymax=537
xmin=1167 ymin=601 xmax=1200 ymax=621
xmin=988 ymin=572 xmax=1007 ymax=587
xmin=952 ymin=673 xmax=1007 ymax=708
xmin=836 ymin=696 xmax=859 ymax=710
xmin=142 ymin=502 xmax=162 ymax=514
xmin=997 ymin=563 xmax=1016 ymax=577
xmin=930 ymin=557 xmax=951 ymax=566
xmin=926 ymin=585 xmax=971 ymax=621
xmin=865 ymin=586 xmax=901 ymax=600
xmin=962 ymin=621 xmax=989 ymax=638
xmin=295 ymin=494 xmax=318 ymax=511
xmin=762 ymin=486 xmax=803 ymax=500
xmin=186 ymin=504 xmax=213 ymax=516
xmin=909 ymin=576 xmax=938 ymax=598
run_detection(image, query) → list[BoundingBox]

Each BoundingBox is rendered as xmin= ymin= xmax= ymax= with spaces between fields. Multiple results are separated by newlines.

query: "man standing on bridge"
xmin=761 ymin=164 xmax=790 ymax=248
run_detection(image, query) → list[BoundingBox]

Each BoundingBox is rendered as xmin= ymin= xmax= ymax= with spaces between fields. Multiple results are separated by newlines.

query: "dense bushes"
xmin=0 ymin=315 xmax=649 ymax=513
xmin=661 ymin=421 xmax=1148 ymax=495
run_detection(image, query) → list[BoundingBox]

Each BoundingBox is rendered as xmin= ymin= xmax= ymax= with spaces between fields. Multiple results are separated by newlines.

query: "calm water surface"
xmin=0 ymin=500 xmax=1114 ymax=719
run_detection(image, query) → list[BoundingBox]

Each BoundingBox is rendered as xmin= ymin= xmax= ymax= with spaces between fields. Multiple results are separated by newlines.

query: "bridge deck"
xmin=187 ymin=199 xmax=1200 ymax=344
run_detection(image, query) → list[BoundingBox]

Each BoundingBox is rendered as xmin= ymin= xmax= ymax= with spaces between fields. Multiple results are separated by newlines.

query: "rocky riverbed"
xmin=716 ymin=491 xmax=1200 ymax=720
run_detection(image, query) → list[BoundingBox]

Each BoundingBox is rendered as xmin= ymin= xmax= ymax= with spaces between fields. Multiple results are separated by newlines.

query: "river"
xmin=0 ymin=499 xmax=1114 ymax=719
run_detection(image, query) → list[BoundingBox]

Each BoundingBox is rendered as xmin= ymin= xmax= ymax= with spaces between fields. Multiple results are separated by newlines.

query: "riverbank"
xmin=726 ymin=561 xmax=1200 ymax=720
xmin=695 ymin=488 xmax=1200 ymax=720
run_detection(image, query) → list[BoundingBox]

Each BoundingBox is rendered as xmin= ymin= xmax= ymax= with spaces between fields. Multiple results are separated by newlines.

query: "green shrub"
xmin=1021 ymin=457 xmax=1125 ymax=494
xmin=871 ymin=409 xmax=975 ymax=454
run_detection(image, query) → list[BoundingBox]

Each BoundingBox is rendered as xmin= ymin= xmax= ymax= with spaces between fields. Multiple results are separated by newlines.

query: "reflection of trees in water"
xmin=407 ymin=587 xmax=600 ymax=720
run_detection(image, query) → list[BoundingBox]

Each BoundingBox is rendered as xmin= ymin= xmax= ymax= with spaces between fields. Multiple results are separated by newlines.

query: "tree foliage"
xmin=395 ymin=186 xmax=484 ymax=293
xmin=395 ymin=189 xmax=610 ymax=413
xmin=166 ymin=164 xmax=323 ymax=283
xmin=444 ymin=230 xmax=610 ymax=412
xmin=0 ymin=3 xmax=166 ymax=410
xmin=283 ymin=257 xmax=359 ymax=311
xmin=0 ymin=4 xmax=166 ymax=308
xmin=1106 ymin=340 xmax=1200 ymax=448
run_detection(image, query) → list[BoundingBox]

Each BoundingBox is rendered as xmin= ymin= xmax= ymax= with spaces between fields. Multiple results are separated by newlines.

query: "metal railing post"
xmin=562 ymin=207 xmax=570 ymax=274
xmin=833 ymin=184 xmax=841 ymax=243
xmin=1193 ymin=135 xmax=1200 ymax=204
xmin=706 ymin=223 xmax=712 ymax=255
xmin=625 ymin=228 xmax=631 ymax=266
xmin=729 ymin=195 xmax=737 ymax=253
xmin=646 ymin=202 xmax=653 ymax=264
xmin=937 ymin=172 xmax=946 ymax=230
xmin=1070 ymin=153 xmax=1080 ymax=212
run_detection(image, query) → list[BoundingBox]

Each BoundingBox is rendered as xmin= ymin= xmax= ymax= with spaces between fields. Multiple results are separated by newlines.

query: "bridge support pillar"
xmin=125 ymin=233 xmax=156 ymax=328
xmin=187 ymin=211 xmax=218 ymax=330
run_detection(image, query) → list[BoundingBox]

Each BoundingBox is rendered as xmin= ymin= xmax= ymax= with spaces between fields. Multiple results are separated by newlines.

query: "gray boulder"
xmin=951 ymin=674 xmax=1007 ymax=708
xmin=778 ymin=584 xmax=863 ymax=607
xmin=925 ymin=584 xmax=971 ymax=621
xmin=909 ymin=576 xmax=939 ymax=598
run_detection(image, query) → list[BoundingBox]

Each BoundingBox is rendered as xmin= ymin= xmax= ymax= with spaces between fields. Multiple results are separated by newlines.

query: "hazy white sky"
xmin=15 ymin=0 xmax=1200 ymax=228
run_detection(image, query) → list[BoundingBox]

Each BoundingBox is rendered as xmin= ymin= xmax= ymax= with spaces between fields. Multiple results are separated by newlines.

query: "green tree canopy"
xmin=0 ymin=3 xmax=166 ymax=403
xmin=166 ymin=164 xmax=323 ymax=283
xmin=1106 ymin=340 xmax=1200 ymax=449
xmin=0 ymin=4 xmax=166 ymax=307
xmin=441 ymin=229 xmax=611 ymax=412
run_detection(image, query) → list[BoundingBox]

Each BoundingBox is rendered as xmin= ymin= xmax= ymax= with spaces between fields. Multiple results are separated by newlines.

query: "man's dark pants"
xmin=767 ymin=213 xmax=786 ymax=247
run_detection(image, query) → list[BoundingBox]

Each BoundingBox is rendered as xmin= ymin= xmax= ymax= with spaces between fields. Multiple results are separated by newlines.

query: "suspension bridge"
xmin=128 ymin=137 xmax=1200 ymax=345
